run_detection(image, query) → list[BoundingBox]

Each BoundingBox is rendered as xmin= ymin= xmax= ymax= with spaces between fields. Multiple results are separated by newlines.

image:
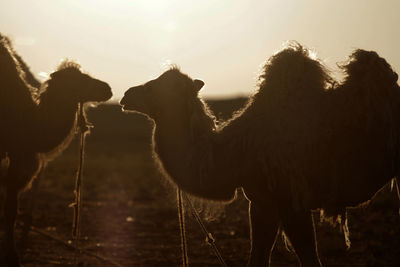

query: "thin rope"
xmin=177 ymin=189 xmax=189 ymax=267
xmin=71 ymin=102 xmax=91 ymax=267
xmin=181 ymin=192 xmax=227 ymax=267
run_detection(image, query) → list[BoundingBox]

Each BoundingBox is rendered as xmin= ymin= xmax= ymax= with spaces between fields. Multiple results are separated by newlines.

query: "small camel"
xmin=121 ymin=43 xmax=400 ymax=266
xmin=0 ymin=36 xmax=112 ymax=266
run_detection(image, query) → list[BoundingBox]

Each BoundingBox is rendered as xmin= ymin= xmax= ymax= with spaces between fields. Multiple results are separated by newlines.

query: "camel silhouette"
xmin=120 ymin=43 xmax=400 ymax=266
xmin=0 ymin=35 xmax=112 ymax=266
xmin=0 ymin=34 xmax=41 ymax=89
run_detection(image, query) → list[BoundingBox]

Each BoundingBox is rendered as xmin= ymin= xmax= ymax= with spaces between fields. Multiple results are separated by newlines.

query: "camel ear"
xmin=50 ymin=71 xmax=60 ymax=78
xmin=193 ymin=79 xmax=204 ymax=92
xmin=50 ymin=69 xmax=67 ymax=79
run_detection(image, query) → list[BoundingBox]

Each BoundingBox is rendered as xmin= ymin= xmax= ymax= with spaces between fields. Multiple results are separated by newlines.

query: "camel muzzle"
xmin=96 ymin=81 xmax=113 ymax=102
xmin=120 ymin=86 xmax=143 ymax=108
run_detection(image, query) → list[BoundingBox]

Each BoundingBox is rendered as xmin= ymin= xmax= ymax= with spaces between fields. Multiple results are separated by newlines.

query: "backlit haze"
xmin=1 ymin=0 xmax=399 ymax=101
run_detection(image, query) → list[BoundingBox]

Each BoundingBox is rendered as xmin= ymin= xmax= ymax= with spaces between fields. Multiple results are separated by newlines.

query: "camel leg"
xmin=395 ymin=177 xmax=400 ymax=215
xmin=4 ymin=186 xmax=20 ymax=267
xmin=281 ymin=210 xmax=322 ymax=267
xmin=247 ymin=202 xmax=280 ymax=267
xmin=20 ymin=169 xmax=43 ymax=252
xmin=3 ymin=153 xmax=39 ymax=267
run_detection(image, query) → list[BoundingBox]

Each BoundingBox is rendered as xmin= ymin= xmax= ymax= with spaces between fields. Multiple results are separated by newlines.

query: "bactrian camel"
xmin=120 ymin=43 xmax=400 ymax=266
xmin=0 ymin=36 xmax=112 ymax=266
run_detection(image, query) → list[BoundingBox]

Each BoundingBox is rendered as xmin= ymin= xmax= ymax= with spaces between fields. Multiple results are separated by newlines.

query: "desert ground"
xmin=1 ymin=98 xmax=400 ymax=266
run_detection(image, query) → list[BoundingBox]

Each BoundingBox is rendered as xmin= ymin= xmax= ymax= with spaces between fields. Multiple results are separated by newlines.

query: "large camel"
xmin=0 ymin=36 xmax=112 ymax=266
xmin=120 ymin=43 xmax=400 ymax=266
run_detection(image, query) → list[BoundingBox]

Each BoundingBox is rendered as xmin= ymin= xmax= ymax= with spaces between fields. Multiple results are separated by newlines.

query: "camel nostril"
xmin=120 ymin=87 xmax=136 ymax=105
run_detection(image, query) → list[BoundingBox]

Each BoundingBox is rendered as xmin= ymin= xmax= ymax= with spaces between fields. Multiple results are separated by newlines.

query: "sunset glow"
xmin=1 ymin=0 xmax=399 ymax=100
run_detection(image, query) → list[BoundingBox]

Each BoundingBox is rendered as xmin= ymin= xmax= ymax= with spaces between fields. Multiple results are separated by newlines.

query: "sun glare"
xmin=0 ymin=0 xmax=399 ymax=100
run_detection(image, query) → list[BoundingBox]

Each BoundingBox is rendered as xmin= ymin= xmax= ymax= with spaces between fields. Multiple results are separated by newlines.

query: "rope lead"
xmin=178 ymin=189 xmax=227 ymax=267
xmin=177 ymin=189 xmax=189 ymax=267
xmin=71 ymin=102 xmax=91 ymax=267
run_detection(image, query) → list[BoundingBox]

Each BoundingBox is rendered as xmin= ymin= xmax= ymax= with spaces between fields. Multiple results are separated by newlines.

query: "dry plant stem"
xmin=72 ymin=103 xmax=90 ymax=267
xmin=177 ymin=188 xmax=189 ymax=267
xmin=182 ymin=192 xmax=227 ymax=267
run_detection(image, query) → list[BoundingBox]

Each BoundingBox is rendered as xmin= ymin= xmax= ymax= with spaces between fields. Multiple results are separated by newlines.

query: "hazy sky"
xmin=1 ymin=0 xmax=399 ymax=100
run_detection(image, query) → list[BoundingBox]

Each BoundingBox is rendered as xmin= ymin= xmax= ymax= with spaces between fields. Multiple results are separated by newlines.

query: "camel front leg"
xmin=247 ymin=201 xmax=280 ymax=267
xmin=4 ymin=186 xmax=20 ymax=267
xmin=281 ymin=209 xmax=322 ymax=267
xmin=3 ymin=153 xmax=40 ymax=267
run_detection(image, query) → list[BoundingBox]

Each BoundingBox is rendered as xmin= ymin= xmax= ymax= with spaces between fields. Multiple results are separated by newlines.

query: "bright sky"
xmin=0 ymin=0 xmax=399 ymax=101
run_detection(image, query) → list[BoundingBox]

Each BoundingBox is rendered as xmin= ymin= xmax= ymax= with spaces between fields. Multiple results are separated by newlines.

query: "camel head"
xmin=45 ymin=61 xmax=113 ymax=103
xmin=120 ymin=68 xmax=205 ymax=121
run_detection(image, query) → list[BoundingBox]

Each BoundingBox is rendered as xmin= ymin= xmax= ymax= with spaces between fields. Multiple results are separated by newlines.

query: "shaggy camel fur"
xmin=0 ymin=34 xmax=41 ymax=89
xmin=0 ymin=36 xmax=112 ymax=266
xmin=120 ymin=43 xmax=400 ymax=266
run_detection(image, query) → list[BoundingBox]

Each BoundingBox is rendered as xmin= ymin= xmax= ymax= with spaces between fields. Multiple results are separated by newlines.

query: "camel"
xmin=120 ymin=43 xmax=400 ymax=266
xmin=0 ymin=36 xmax=112 ymax=266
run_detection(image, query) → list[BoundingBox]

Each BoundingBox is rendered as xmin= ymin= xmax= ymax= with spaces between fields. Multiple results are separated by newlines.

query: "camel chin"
xmin=121 ymin=103 xmax=139 ymax=112
xmin=120 ymin=97 xmax=148 ymax=115
xmin=95 ymin=86 xmax=113 ymax=102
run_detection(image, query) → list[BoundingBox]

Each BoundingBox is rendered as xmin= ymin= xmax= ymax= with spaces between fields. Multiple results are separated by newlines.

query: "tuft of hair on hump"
xmin=0 ymin=35 xmax=26 ymax=79
xmin=168 ymin=64 xmax=180 ymax=72
xmin=56 ymin=59 xmax=82 ymax=71
xmin=255 ymin=41 xmax=332 ymax=101
xmin=0 ymin=34 xmax=40 ymax=102
xmin=339 ymin=49 xmax=398 ymax=85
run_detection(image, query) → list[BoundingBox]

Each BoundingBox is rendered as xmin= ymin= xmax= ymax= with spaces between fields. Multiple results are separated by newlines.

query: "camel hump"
xmin=0 ymin=34 xmax=40 ymax=104
xmin=335 ymin=49 xmax=400 ymax=126
xmin=335 ymin=49 xmax=400 ymax=138
xmin=256 ymin=42 xmax=330 ymax=102
xmin=340 ymin=49 xmax=398 ymax=88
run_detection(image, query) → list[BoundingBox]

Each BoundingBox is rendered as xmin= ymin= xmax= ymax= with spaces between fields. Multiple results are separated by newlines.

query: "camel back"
xmin=228 ymin=44 xmax=400 ymax=211
xmin=0 ymin=35 xmax=38 ymax=110
xmin=317 ymin=50 xmax=400 ymax=212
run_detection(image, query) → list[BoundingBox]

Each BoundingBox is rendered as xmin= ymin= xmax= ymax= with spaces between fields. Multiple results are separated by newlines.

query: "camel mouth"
xmin=96 ymin=82 xmax=113 ymax=102
xmin=102 ymin=89 xmax=113 ymax=101
xmin=84 ymin=81 xmax=113 ymax=103
xmin=120 ymin=102 xmax=144 ymax=113
xmin=120 ymin=86 xmax=146 ymax=112
xmin=119 ymin=96 xmax=138 ymax=111
xmin=120 ymin=103 xmax=134 ymax=111
xmin=95 ymin=91 xmax=113 ymax=103
xmin=119 ymin=96 xmax=127 ymax=107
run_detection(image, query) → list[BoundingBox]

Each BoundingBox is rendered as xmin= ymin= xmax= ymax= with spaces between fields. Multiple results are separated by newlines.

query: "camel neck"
xmin=154 ymin=117 xmax=192 ymax=176
xmin=33 ymin=87 xmax=78 ymax=154
xmin=153 ymin=116 xmax=237 ymax=201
